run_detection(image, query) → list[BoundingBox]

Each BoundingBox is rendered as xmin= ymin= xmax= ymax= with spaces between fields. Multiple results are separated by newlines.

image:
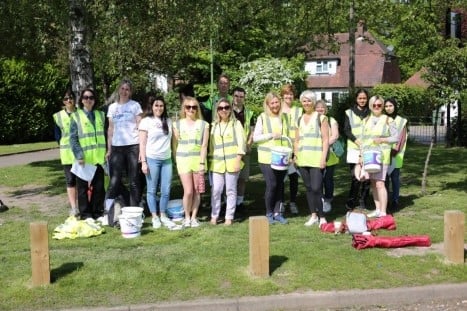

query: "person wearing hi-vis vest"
xmin=53 ymin=88 xmax=78 ymax=217
xmin=253 ymin=92 xmax=291 ymax=225
xmin=315 ymin=99 xmax=339 ymax=214
xmin=361 ymin=95 xmax=399 ymax=218
xmin=293 ymin=91 xmax=329 ymax=227
xmin=232 ymin=86 xmax=255 ymax=218
xmin=173 ymin=96 xmax=210 ymax=229
xmin=384 ymin=98 xmax=408 ymax=212
xmin=208 ymin=98 xmax=245 ymax=226
xmin=70 ymin=89 xmax=106 ymax=220
xmin=280 ymin=84 xmax=302 ymax=215
xmin=343 ymin=89 xmax=371 ymax=210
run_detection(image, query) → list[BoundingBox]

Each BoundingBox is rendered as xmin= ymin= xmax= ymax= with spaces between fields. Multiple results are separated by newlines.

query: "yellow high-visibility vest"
xmin=257 ymin=112 xmax=290 ymax=165
xmin=208 ymin=119 xmax=245 ymax=173
xmin=71 ymin=109 xmax=106 ymax=165
xmin=53 ymin=110 xmax=75 ymax=165
xmin=296 ymin=112 xmax=326 ymax=168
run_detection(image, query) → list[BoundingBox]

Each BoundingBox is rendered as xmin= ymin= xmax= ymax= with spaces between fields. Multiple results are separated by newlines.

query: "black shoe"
xmin=234 ymin=203 xmax=246 ymax=219
xmin=0 ymin=200 xmax=9 ymax=213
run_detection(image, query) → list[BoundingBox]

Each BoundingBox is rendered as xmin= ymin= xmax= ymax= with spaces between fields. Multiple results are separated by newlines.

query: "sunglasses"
xmin=185 ymin=105 xmax=198 ymax=111
xmin=217 ymin=106 xmax=230 ymax=111
xmin=373 ymin=103 xmax=383 ymax=108
xmin=63 ymin=96 xmax=73 ymax=101
xmin=82 ymin=95 xmax=95 ymax=100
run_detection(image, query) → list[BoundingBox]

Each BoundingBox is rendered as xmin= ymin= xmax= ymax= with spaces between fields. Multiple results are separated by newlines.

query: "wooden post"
xmin=30 ymin=222 xmax=50 ymax=286
xmin=444 ymin=210 xmax=465 ymax=264
xmin=249 ymin=216 xmax=269 ymax=277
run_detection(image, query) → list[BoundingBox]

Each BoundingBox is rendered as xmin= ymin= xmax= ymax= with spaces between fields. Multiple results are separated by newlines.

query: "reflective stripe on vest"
xmin=257 ymin=112 xmax=290 ymax=164
xmin=286 ymin=106 xmax=302 ymax=140
xmin=175 ymin=119 xmax=207 ymax=158
xmin=243 ymin=108 xmax=254 ymax=139
xmin=53 ymin=110 xmax=74 ymax=165
xmin=296 ymin=112 xmax=324 ymax=167
xmin=209 ymin=120 xmax=244 ymax=173
xmin=72 ymin=109 xmax=106 ymax=165
xmin=392 ymin=116 xmax=407 ymax=168
xmin=362 ymin=115 xmax=392 ymax=165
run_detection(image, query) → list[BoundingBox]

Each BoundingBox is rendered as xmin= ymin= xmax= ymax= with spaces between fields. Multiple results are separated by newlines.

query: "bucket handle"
xmin=274 ymin=135 xmax=293 ymax=149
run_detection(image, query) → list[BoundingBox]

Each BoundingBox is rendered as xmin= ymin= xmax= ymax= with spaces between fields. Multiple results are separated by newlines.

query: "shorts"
xmin=238 ymin=153 xmax=250 ymax=181
xmin=63 ymin=165 xmax=77 ymax=187
xmin=369 ymin=164 xmax=389 ymax=181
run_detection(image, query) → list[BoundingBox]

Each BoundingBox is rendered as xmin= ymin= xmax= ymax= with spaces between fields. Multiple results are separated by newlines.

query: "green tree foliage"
xmin=0 ymin=59 xmax=67 ymax=144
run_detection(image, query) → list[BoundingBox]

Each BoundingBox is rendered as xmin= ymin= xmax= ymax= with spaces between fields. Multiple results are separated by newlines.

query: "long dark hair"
xmin=354 ymin=88 xmax=369 ymax=106
xmin=384 ymin=97 xmax=398 ymax=118
xmin=78 ymin=88 xmax=98 ymax=110
xmin=145 ymin=95 xmax=169 ymax=135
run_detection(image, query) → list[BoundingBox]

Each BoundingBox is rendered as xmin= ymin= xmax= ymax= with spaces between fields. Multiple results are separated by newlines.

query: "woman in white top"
xmin=139 ymin=95 xmax=178 ymax=230
xmin=106 ymin=79 xmax=143 ymax=207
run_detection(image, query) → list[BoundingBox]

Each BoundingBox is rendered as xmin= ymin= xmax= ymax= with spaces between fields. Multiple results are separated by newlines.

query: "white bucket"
xmin=362 ymin=149 xmax=382 ymax=173
xmin=166 ymin=199 xmax=184 ymax=221
xmin=121 ymin=206 xmax=144 ymax=218
xmin=270 ymin=136 xmax=293 ymax=171
xmin=118 ymin=214 xmax=142 ymax=238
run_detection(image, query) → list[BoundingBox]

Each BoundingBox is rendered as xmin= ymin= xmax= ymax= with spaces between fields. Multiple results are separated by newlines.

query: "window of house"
xmin=316 ymin=61 xmax=329 ymax=74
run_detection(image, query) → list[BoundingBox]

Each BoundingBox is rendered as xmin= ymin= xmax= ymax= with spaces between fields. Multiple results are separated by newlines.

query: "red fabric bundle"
xmin=366 ymin=215 xmax=396 ymax=231
xmin=352 ymin=234 xmax=431 ymax=250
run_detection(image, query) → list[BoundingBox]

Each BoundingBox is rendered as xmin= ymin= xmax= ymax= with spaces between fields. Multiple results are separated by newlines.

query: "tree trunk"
xmin=348 ymin=0 xmax=355 ymax=96
xmin=421 ymin=137 xmax=434 ymax=195
xmin=69 ymin=0 xmax=94 ymax=101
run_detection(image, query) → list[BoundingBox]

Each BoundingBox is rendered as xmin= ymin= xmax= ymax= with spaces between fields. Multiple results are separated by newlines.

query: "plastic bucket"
xmin=270 ymin=136 xmax=293 ymax=171
xmin=118 ymin=214 xmax=142 ymax=238
xmin=362 ymin=149 xmax=382 ymax=173
xmin=166 ymin=199 xmax=184 ymax=221
xmin=121 ymin=206 xmax=144 ymax=218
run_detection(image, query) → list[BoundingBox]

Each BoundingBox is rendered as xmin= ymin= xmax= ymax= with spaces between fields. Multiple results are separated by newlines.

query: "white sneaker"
xmin=289 ymin=202 xmax=299 ymax=214
xmin=322 ymin=200 xmax=332 ymax=213
xmin=69 ymin=207 xmax=79 ymax=217
xmin=367 ymin=210 xmax=380 ymax=218
xmin=319 ymin=217 xmax=327 ymax=226
xmin=182 ymin=219 xmax=191 ymax=228
xmin=160 ymin=215 xmax=176 ymax=229
xmin=190 ymin=218 xmax=200 ymax=228
xmin=152 ymin=217 xmax=162 ymax=229
xmin=304 ymin=216 xmax=319 ymax=227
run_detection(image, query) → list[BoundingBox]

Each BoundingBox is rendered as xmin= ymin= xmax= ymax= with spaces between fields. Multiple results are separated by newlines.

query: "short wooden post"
xmin=249 ymin=216 xmax=269 ymax=277
xmin=30 ymin=222 xmax=50 ymax=286
xmin=444 ymin=210 xmax=465 ymax=264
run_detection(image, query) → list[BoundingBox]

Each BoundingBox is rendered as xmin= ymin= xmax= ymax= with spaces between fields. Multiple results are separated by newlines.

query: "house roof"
xmin=305 ymin=30 xmax=401 ymax=90
xmin=404 ymin=68 xmax=430 ymax=88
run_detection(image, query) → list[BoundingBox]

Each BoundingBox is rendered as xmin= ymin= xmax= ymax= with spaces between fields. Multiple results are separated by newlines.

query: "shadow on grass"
xmin=269 ymin=255 xmax=288 ymax=275
xmin=51 ymin=262 xmax=84 ymax=283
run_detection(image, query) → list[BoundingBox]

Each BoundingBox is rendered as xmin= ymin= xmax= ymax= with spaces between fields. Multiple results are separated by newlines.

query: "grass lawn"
xmin=0 ymin=141 xmax=57 ymax=156
xmin=0 ymin=142 xmax=465 ymax=310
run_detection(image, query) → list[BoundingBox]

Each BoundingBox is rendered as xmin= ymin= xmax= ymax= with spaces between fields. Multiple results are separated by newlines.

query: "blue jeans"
xmin=146 ymin=157 xmax=173 ymax=214
xmin=386 ymin=168 xmax=400 ymax=203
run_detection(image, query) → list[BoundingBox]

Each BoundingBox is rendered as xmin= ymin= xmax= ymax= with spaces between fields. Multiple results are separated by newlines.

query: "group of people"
xmin=53 ymin=75 xmax=407 ymax=230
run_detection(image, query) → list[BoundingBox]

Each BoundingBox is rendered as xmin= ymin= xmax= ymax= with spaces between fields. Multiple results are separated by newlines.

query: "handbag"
xmin=346 ymin=211 xmax=368 ymax=234
xmin=331 ymin=138 xmax=345 ymax=158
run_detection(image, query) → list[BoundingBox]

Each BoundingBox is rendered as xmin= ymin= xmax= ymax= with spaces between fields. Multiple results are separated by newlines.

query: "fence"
xmin=407 ymin=116 xmax=446 ymax=144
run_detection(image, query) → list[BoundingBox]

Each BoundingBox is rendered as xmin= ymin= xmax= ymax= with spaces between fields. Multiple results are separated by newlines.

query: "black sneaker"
xmin=0 ymin=200 xmax=9 ymax=212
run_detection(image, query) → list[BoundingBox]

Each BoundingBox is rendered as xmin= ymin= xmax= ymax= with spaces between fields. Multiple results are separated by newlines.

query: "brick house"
xmin=304 ymin=25 xmax=401 ymax=106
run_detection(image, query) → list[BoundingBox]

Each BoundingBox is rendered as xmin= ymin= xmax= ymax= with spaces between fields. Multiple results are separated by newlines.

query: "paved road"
xmin=0 ymin=148 xmax=59 ymax=168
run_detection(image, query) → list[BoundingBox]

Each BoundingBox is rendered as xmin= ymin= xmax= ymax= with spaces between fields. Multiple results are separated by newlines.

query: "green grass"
xmin=0 ymin=143 xmax=466 ymax=310
xmin=0 ymin=141 xmax=57 ymax=155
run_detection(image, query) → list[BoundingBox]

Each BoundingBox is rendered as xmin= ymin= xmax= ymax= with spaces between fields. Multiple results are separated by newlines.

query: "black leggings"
xmin=107 ymin=144 xmax=142 ymax=206
xmin=259 ymin=163 xmax=287 ymax=215
xmin=298 ymin=166 xmax=324 ymax=217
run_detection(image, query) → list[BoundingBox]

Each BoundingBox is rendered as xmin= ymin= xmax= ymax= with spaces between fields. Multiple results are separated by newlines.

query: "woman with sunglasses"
xmin=106 ymin=79 xmax=143 ymax=208
xmin=253 ymin=92 xmax=291 ymax=224
xmin=70 ymin=89 xmax=106 ymax=219
xmin=361 ymin=95 xmax=399 ymax=218
xmin=139 ymin=95 xmax=178 ymax=230
xmin=208 ymin=98 xmax=245 ymax=225
xmin=173 ymin=97 xmax=209 ymax=228
xmin=53 ymin=89 xmax=78 ymax=217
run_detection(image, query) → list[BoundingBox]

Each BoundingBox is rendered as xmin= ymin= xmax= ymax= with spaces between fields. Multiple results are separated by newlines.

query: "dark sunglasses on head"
xmin=63 ymin=96 xmax=73 ymax=101
xmin=82 ymin=95 xmax=95 ymax=100
xmin=185 ymin=105 xmax=198 ymax=110
xmin=217 ymin=105 xmax=231 ymax=111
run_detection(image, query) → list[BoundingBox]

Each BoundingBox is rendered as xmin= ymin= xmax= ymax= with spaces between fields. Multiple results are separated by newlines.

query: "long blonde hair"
xmin=179 ymin=96 xmax=203 ymax=120
xmin=213 ymin=98 xmax=235 ymax=123
xmin=263 ymin=92 xmax=281 ymax=117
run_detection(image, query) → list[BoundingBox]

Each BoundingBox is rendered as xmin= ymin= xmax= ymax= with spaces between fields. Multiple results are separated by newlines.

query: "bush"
xmin=0 ymin=58 xmax=68 ymax=144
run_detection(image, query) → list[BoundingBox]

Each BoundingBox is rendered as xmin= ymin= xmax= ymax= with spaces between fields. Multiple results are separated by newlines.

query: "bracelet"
xmin=200 ymin=162 xmax=205 ymax=165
